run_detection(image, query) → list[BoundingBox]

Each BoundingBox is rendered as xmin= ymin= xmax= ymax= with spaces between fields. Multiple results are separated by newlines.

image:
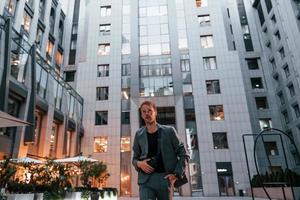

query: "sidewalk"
xmin=119 ymin=197 xmax=267 ymax=200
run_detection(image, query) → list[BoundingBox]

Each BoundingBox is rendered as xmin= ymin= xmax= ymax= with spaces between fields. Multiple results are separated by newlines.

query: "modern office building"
xmin=0 ymin=0 xmax=84 ymax=164
xmin=1 ymin=0 xmax=300 ymax=198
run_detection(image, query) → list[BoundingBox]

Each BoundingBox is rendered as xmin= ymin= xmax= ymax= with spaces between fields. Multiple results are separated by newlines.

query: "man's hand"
xmin=137 ymin=159 xmax=154 ymax=174
xmin=164 ymin=174 xmax=177 ymax=187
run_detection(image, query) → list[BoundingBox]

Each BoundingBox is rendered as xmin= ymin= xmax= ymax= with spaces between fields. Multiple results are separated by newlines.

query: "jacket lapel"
xmin=140 ymin=127 xmax=148 ymax=159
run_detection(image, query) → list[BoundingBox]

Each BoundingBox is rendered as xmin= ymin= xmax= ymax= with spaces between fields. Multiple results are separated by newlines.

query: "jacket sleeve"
xmin=132 ymin=131 xmax=141 ymax=172
xmin=170 ymin=127 xmax=190 ymax=178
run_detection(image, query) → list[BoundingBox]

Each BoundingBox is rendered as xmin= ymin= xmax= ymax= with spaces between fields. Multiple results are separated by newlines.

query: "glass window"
xmin=58 ymin=20 xmax=64 ymax=45
xmin=95 ymin=111 xmax=108 ymax=125
xmin=49 ymin=8 xmax=55 ymax=34
xmin=200 ymin=35 xmax=214 ymax=48
xmin=181 ymin=59 xmax=190 ymax=72
xmin=198 ymin=15 xmax=210 ymax=26
xmin=293 ymin=104 xmax=300 ymax=118
xmin=97 ymin=64 xmax=109 ymax=77
xmin=121 ymin=137 xmax=130 ymax=152
xmin=35 ymin=27 xmax=44 ymax=50
xmin=122 ymin=64 xmax=131 ymax=76
xmin=257 ymin=2 xmax=265 ymax=25
xmin=46 ymin=40 xmax=54 ymax=58
xmin=98 ymin=43 xmax=110 ymax=56
xmin=274 ymin=30 xmax=281 ymax=40
xmin=251 ymin=77 xmax=263 ymax=89
xmin=100 ymin=6 xmax=111 ymax=17
xmin=156 ymin=107 xmax=176 ymax=126
xmin=288 ymin=84 xmax=295 ymax=97
xmin=99 ymin=24 xmax=111 ymax=35
xmin=94 ymin=137 xmax=108 ymax=153
xmin=282 ymin=110 xmax=289 ymax=124
xmin=196 ymin=0 xmax=208 ymax=7
xmin=209 ymin=105 xmax=224 ymax=121
xmin=39 ymin=0 xmax=45 ymax=20
xmin=121 ymin=112 xmax=130 ymax=124
xmin=65 ymin=71 xmax=75 ymax=82
xmin=55 ymin=51 xmax=63 ymax=66
xmin=265 ymin=0 xmax=273 ymax=13
xmin=5 ymin=0 xmax=17 ymax=16
xmin=278 ymin=47 xmax=285 ymax=59
xmin=247 ymin=59 xmax=259 ymax=70
xmin=49 ymin=123 xmax=58 ymax=158
xmin=213 ymin=132 xmax=229 ymax=149
xmin=70 ymin=39 xmax=77 ymax=50
xmin=259 ymin=118 xmax=272 ymax=130
xmin=283 ymin=65 xmax=290 ymax=78
xmin=255 ymin=97 xmax=269 ymax=109
xmin=264 ymin=142 xmax=279 ymax=156
xmin=72 ymin=24 xmax=78 ymax=35
xmin=21 ymin=11 xmax=32 ymax=34
xmin=277 ymin=92 xmax=285 ymax=105
xmin=122 ymin=88 xmax=130 ymax=100
xmin=206 ymin=80 xmax=220 ymax=94
xmin=203 ymin=57 xmax=217 ymax=70
xmin=96 ymin=87 xmax=109 ymax=100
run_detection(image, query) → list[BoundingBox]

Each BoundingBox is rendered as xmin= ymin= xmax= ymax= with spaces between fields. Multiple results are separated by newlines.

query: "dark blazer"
xmin=132 ymin=123 xmax=189 ymax=184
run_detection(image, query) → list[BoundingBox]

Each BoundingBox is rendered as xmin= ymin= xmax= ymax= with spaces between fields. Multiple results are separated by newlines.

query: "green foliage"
xmin=0 ymin=157 xmax=16 ymax=188
xmin=78 ymin=161 xmax=107 ymax=187
xmin=251 ymin=168 xmax=300 ymax=187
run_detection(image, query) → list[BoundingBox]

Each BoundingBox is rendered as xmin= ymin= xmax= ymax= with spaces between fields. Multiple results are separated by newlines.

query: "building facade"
xmin=1 ymin=0 xmax=300 ymax=198
xmin=0 ymin=0 xmax=83 ymax=163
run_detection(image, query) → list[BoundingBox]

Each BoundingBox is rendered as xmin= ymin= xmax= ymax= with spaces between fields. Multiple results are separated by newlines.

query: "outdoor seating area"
xmin=0 ymin=156 xmax=117 ymax=200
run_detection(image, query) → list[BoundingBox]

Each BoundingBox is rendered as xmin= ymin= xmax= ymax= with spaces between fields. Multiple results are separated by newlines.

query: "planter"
xmin=34 ymin=193 xmax=43 ymax=200
xmin=247 ymin=187 xmax=300 ymax=200
xmin=7 ymin=193 xmax=34 ymax=200
xmin=64 ymin=191 xmax=117 ymax=200
xmin=65 ymin=192 xmax=82 ymax=200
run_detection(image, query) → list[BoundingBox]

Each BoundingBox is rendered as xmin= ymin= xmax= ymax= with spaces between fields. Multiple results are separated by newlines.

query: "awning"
xmin=0 ymin=111 xmax=33 ymax=128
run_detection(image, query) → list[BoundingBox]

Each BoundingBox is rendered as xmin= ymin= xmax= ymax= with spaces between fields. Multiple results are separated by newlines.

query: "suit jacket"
xmin=132 ymin=123 xmax=189 ymax=184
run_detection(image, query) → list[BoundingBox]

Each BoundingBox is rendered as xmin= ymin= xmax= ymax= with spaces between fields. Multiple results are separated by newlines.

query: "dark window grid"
xmin=97 ymin=64 xmax=109 ymax=77
xmin=206 ymin=80 xmax=221 ymax=94
xmin=95 ymin=111 xmax=108 ymax=125
xmin=96 ymin=87 xmax=109 ymax=100
xmin=213 ymin=132 xmax=229 ymax=149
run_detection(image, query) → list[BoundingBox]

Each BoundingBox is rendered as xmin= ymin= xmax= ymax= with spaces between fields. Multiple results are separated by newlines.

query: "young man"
xmin=132 ymin=100 xmax=189 ymax=200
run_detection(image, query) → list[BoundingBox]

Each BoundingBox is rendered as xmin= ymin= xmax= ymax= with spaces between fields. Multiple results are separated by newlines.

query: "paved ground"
xmin=119 ymin=197 xmax=267 ymax=200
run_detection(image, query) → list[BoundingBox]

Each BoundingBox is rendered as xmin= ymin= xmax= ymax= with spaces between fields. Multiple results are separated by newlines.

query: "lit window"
xmin=200 ymin=35 xmax=214 ymax=48
xmin=94 ymin=137 xmax=108 ymax=153
xmin=259 ymin=118 xmax=272 ymax=130
xmin=46 ymin=40 xmax=54 ymax=58
xmin=264 ymin=142 xmax=279 ymax=156
xmin=209 ymin=105 xmax=224 ymax=121
xmin=55 ymin=51 xmax=63 ymax=66
xmin=98 ymin=44 xmax=110 ymax=56
xmin=5 ymin=0 xmax=17 ymax=15
xmin=22 ymin=11 xmax=32 ymax=34
xmin=251 ymin=77 xmax=263 ymax=89
xmin=121 ymin=88 xmax=130 ymax=100
xmin=196 ymin=0 xmax=208 ymax=7
xmin=100 ymin=6 xmax=111 ymax=17
xmin=121 ymin=137 xmax=130 ymax=152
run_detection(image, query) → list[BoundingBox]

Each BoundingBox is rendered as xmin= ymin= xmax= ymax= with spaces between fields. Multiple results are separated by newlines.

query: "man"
xmin=132 ymin=100 xmax=189 ymax=200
